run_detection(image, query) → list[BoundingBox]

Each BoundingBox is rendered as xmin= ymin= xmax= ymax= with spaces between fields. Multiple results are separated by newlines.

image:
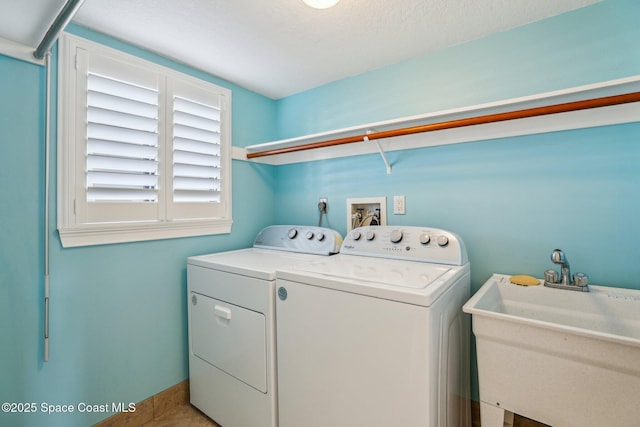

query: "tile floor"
xmin=152 ymin=403 xmax=549 ymax=427
xmin=471 ymin=402 xmax=550 ymax=427
xmin=513 ymin=416 xmax=551 ymax=427
xmin=140 ymin=403 xmax=219 ymax=427
xmin=96 ymin=379 xmax=549 ymax=427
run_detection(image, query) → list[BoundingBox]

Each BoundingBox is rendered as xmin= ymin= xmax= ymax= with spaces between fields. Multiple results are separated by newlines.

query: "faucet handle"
xmin=544 ymin=269 xmax=559 ymax=284
xmin=573 ymin=272 xmax=589 ymax=287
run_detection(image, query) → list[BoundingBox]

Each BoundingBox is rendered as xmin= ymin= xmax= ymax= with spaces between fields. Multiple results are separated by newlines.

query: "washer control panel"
xmin=253 ymin=225 xmax=343 ymax=255
xmin=341 ymin=226 xmax=467 ymax=265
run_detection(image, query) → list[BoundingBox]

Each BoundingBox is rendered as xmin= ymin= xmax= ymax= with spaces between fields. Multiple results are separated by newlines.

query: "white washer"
xmin=187 ymin=225 xmax=342 ymax=427
xmin=275 ymin=226 xmax=471 ymax=427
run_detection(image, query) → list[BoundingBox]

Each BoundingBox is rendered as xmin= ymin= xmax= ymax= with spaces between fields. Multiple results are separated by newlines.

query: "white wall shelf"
xmin=233 ymin=76 xmax=640 ymax=167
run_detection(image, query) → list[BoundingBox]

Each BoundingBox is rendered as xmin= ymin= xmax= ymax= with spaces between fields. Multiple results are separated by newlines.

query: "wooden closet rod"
xmin=246 ymin=91 xmax=640 ymax=159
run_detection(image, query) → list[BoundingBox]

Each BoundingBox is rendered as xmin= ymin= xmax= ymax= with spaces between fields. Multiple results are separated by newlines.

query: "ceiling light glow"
xmin=303 ymin=0 xmax=340 ymax=9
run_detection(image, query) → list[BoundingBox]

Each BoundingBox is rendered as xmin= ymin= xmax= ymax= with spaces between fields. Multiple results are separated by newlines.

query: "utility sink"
xmin=463 ymin=274 xmax=640 ymax=427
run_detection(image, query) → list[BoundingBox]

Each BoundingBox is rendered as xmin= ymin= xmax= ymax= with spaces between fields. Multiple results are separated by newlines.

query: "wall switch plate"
xmin=393 ymin=195 xmax=405 ymax=215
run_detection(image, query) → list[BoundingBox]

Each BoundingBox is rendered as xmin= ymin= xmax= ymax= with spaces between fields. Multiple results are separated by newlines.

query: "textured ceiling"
xmin=0 ymin=0 xmax=601 ymax=99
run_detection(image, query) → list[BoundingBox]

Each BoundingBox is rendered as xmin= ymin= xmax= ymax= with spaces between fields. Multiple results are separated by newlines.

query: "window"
xmin=58 ymin=34 xmax=232 ymax=247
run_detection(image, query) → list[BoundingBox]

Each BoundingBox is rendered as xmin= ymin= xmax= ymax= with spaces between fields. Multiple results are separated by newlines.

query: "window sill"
xmin=58 ymin=219 xmax=233 ymax=248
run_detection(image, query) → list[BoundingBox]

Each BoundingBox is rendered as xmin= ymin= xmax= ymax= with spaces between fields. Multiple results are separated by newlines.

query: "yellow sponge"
xmin=509 ymin=275 xmax=540 ymax=286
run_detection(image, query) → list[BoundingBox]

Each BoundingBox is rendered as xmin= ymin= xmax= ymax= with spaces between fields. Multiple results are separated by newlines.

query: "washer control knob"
xmin=365 ymin=231 xmax=376 ymax=241
xmin=437 ymin=235 xmax=449 ymax=247
xmin=288 ymin=228 xmax=298 ymax=239
xmin=316 ymin=232 xmax=325 ymax=241
xmin=390 ymin=230 xmax=403 ymax=243
xmin=351 ymin=231 xmax=362 ymax=240
xmin=419 ymin=233 xmax=431 ymax=245
xmin=305 ymin=231 xmax=314 ymax=240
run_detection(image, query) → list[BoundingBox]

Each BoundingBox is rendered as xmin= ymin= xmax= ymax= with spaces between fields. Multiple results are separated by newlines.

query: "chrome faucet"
xmin=544 ymin=249 xmax=589 ymax=292
xmin=551 ymin=249 xmax=571 ymax=286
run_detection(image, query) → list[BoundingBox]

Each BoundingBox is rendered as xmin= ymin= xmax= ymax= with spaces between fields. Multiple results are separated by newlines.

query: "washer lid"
xmin=293 ymin=256 xmax=451 ymax=289
xmin=277 ymin=254 xmax=468 ymax=306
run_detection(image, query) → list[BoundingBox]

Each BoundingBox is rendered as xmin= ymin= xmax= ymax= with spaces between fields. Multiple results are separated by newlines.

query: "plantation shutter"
xmin=75 ymin=49 xmax=163 ymax=223
xmin=86 ymin=73 xmax=160 ymax=202
xmin=60 ymin=35 xmax=232 ymax=245
xmin=172 ymin=96 xmax=221 ymax=203
xmin=166 ymin=77 xmax=229 ymax=220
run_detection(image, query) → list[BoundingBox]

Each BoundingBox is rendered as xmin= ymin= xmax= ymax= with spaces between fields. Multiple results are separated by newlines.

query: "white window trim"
xmin=58 ymin=34 xmax=232 ymax=247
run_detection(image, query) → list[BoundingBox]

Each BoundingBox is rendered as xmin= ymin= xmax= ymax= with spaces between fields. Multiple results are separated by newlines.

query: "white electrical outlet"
xmin=319 ymin=197 xmax=328 ymax=212
xmin=393 ymin=195 xmax=405 ymax=215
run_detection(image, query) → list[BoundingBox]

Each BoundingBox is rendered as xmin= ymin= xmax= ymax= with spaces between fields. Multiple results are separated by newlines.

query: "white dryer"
xmin=275 ymin=226 xmax=471 ymax=427
xmin=187 ymin=225 xmax=342 ymax=427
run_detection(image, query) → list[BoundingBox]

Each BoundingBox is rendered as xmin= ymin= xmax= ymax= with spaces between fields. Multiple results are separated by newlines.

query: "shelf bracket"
xmin=364 ymin=131 xmax=392 ymax=174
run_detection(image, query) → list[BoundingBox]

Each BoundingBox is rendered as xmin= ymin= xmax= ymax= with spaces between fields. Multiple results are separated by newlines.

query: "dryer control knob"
xmin=390 ymin=230 xmax=403 ymax=243
xmin=288 ymin=228 xmax=298 ymax=239
xmin=316 ymin=232 xmax=325 ymax=241
xmin=420 ymin=233 xmax=431 ymax=245
xmin=305 ymin=231 xmax=314 ymax=240
xmin=366 ymin=231 xmax=376 ymax=241
xmin=437 ymin=235 xmax=449 ymax=247
xmin=351 ymin=231 xmax=362 ymax=240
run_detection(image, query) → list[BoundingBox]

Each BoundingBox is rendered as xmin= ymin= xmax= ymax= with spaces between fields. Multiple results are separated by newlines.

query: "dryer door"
xmin=190 ymin=292 xmax=267 ymax=393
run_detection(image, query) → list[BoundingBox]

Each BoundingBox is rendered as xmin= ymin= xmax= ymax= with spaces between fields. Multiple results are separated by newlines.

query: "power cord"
xmin=317 ymin=201 xmax=327 ymax=226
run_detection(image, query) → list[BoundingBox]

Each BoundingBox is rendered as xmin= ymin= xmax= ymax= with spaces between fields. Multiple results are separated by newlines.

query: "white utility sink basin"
xmin=463 ymin=273 xmax=640 ymax=427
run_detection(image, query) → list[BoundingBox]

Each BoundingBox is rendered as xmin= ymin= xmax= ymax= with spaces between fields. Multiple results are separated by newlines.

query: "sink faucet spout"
xmin=551 ymin=249 xmax=571 ymax=286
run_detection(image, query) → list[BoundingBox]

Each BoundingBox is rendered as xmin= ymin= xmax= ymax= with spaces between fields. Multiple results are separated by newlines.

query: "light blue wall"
xmin=0 ymin=53 xmax=46 ymax=423
xmin=0 ymin=26 xmax=277 ymax=426
xmin=273 ymin=0 xmax=640 ymax=401
xmin=2 ymin=0 xmax=639 ymax=424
